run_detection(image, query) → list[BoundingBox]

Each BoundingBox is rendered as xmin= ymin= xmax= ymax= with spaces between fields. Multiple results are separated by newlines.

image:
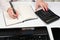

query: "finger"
xmin=11 ymin=10 xmax=18 ymax=17
xmin=12 ymin=10 xmax=19 ymax=19
xmin=11 ymin=13 xmax=17 ymax=19
xmin=43 ymin=2 xmax=48 ymax=11
xmin=35 ymin=4 xmax=39 ymax=10
xmin=45 ymin=2 xmax=48 ymax=6
xmin=7 ymin=8 xmax=17 ymax=19
xmin=8 ymin=12 xmax=17 ymax=19
xmin=13 ymin=15 xmax=17 ymax=18
xmin=7 ymin=8 xmax=12 ymax=13
xmin=16 ymin=11 xmax=19 ymax=17
xmin=43 ymin=4 xmax=48 ymax=11
xmin=12 ymin=16 xmax=17 ymax=19
xmin=9 ymin=12 xmax=17 ymax=19
xmin=14 ymin=11 xmax=19 ymax=18
xmin=40 ymin=5 xmax=45 ymax=11
xmin=45 ymin=3 xmax=48 ymax=11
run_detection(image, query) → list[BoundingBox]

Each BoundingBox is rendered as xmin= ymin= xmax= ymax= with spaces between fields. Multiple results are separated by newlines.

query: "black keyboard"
xmin=51 ymin=28 xmax=60 ymax=40
xmin=35 ymin=9 xmax=60 ymax=24
xmin=0 ymin=26 xmax=50 ymax=40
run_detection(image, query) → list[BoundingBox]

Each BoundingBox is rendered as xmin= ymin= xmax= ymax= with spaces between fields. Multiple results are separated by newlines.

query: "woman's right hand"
xmin=7 ymin=7 xmax=18 ymax=19
xmin=35 ymin=0 xmax=48 ymax=11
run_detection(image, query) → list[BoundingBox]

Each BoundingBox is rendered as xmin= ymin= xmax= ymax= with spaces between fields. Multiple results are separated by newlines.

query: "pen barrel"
xmin=9 ymin=1 xmax=16 ymax=14
xmin=11 ymin=0 xmax=18 ymax=2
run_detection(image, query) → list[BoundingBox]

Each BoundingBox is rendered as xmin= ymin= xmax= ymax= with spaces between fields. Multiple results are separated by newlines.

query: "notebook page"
xmin=3 ymin=4 xmax=38 ymax=26
xmin=15 ymin=5 xmax=37 ymax=21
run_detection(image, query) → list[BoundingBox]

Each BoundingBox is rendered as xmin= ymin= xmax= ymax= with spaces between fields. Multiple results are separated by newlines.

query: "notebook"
xmin=3 ymin=4 xmax=38 ymax=26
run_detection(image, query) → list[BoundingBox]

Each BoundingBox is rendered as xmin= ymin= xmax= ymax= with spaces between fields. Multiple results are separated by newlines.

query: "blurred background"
xmin=12 ymin=0 xmax=60 ymax=2
xmin=45 ymin=0 xmax=60 ymax=2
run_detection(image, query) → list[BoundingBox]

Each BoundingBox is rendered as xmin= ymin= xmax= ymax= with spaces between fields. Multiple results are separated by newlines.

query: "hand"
xmin=7 ymin=7 xmax=18 ymax=19
xmin=35 ymin=0 xmax=48 ymax=11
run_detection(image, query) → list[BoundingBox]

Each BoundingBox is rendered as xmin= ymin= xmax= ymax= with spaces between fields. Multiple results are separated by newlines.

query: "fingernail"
xmin=46 ymin=9 xmax=48 ymax=12
xmin=43 ymin=9 xmax=45 ymax=11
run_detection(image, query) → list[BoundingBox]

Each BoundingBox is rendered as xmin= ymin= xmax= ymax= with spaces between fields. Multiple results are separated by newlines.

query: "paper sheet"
xmin=3 ymin=4 xmax=38 ymax=26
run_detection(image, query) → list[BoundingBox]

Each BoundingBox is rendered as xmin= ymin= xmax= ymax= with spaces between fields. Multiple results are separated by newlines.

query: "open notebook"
xmin=3 ymin=4 xmax=38 ymax=26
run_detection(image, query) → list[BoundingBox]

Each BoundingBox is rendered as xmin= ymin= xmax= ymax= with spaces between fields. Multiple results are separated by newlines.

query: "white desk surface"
xmin=0 ymin=2 xmax=60 ymax=40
